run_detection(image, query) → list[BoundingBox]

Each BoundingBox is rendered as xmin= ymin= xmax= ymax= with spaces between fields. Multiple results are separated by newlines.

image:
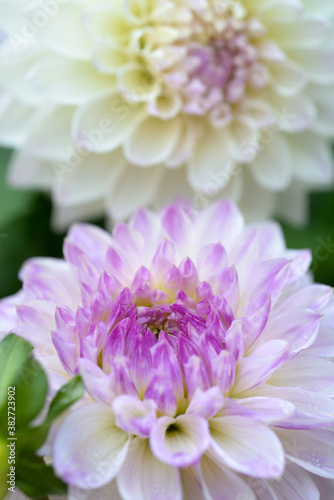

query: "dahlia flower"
xmin=0 ymin=1 xmax=334 ymax=227
xmin=1 ymin=200 xmax=334 ymax=499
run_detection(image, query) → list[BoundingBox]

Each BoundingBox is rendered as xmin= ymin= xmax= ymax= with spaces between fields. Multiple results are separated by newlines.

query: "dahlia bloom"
xmin=0 ymin=1 xmax=334 ymax=227
xmin=1 ymin=200 xmax=334 ymax=499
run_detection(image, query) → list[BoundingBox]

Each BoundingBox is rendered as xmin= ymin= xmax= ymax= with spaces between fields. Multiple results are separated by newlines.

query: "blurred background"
xmin=0 ymin=145 xmax=333 ymax=299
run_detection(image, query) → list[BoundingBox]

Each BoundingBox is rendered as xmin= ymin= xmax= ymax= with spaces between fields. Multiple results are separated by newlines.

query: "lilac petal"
xmin=179 ymin=257 xmax=199 ymax=295
xmin=217 ymin=266 xmax=239 ymax=313
xmin=17 ymin=299 xmax=56 ymax=332
xmin=196 ymin=243 xmax=227 ymax=281
xmin=267 ymin=461 xmax=319 ymax=500
xmin=285 ymin=249 xmax=312 ymax=283
xmin=150 ymin=238 xmax=176 ymax=279
xmin=20 ymin=258 xmax=81 ymax=307
xmin=0 ymin=291 xmax=23 ymax=332
xmin=180 ymin=468 xmax=206 ymax=500
xmin=69 ymin=481 xmax=123 ymax=500
xmin=113 ymin=395 xmax=156 ymax=438
xmin=200 ymin=455 xmax=256 ymax=500
xmin=209 ymin=415 xmax=285 ymax=478
xmin=186 ymin=387 xmax=224 ymax=419
xmin=64 ymin=223 xmax=113 ymax=268
xmin=231 ymin=339 xmax=289 ymax=395
xmin=246 ymin=258 xmax=291 ymax=305
xmin=106 ymin=246 xmax=132 ymax=284
xmin=52 ymin=329 xmax=78 ymax=375
xmin=145 ymin=373 xmax=177 ymax=417
xmin=53 ymin=404 xmax=130 ymax=489
xmin=227 ymin=397 xmax=296 ymax=425
xmin=276 ymin=428 xmax=334 ymax=478
xmin=225 ymin=319 xmax=245 ymax=363
xmin=247 ymin=385 xmax=334 ymax=429
xmin=244 ymin=292 xmax=271 ymax=351
xmin=265 ymin=307 xmax=322 ymax=356
xmin=183 ymin=355 xmax=211 ymax=398
xmin=131 ymin=266 xmax=153 ymax=299
xmin=113 ymin=222 xmax=142 ymax=266
xmin=278 ymin=284 xmax=332 ymax=313
xmin=161 ymin=204 xmax=191 ymax=254
xmin=78 ymin=358 xmax=115 ymax=405
xmin=150 ymin=414 xmax=210 ymax=467
xmin=12 ymin=326 xmax=56 ymax=357
xmin=313 ymin=475 xmax=334 ymax=499
xmin=195 ymin=200 xmax=244 ymax=251
xmin=269 ymin=355 xmax=334 ymax=395
xmin=308 ymin=298 xmax=334 ymax=357
xmin=117 ymin=437 xmax=182 ymax=500
xmin=211 ymin=350 xmax=236 ymax=394
xmin=129 ymin=329 xmax=153 ymax=397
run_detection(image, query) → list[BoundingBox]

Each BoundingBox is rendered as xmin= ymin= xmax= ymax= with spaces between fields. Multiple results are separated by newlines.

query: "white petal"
xmin=276 ymin=428 xmax=334 ymax=478
xmin=150 ymin=414 xmax=210 ymax=467
xmin=69 ymin=481 xmax=123 ymax=500
xmin=209 ymin=415 xmax=285 ymax=478
xmin=200 ymin=455 xmax=256 ymax=500
xmin=53 ymin=404 xmax=130 ymax=489
xmin=117 ymin=437 xmax=182 ymax=500
xmin=267 ymin=461 xmax=320 ymax=500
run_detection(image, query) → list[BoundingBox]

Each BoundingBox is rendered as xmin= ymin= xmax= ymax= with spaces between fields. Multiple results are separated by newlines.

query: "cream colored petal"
xmin=31 ymin=2 xmax=92 ymax=60
xmin=0 ymin=95 xmax=35 ymax=148
xmin=269 ymin=60 xmax=308 ymax=97
xmin=27 ymin=55 xmax=115 ymax=105
xmin=118 ymin=63 xmax=161 ymax=102
xmin=72 ymin=93 xmax=145 ymax=153
xmin=251 ymin=132 xmax=293 ymax=191
xmin=287 ymin=46 xmax=334 ymax=84
xmin=287 ymin=132 xmax=334 ymax=186
xmin=188 ymin=126 xmax=237 ymax=192
xmin=106 ymin=164 xmax=164 ymax=220
xmin=124 ymin=116 xmax=182 ymax=166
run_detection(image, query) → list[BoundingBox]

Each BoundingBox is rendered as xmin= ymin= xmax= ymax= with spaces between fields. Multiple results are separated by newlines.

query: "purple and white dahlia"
xmin=1 ymin=200 xmax=334 ymax=499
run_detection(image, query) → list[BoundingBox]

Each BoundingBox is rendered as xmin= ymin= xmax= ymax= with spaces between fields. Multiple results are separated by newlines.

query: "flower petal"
xmin=209 ymin=415 xmax=285 ymax=478
xmin=53 ymin=404 xmax=130 ymax=489
xmin=150 ymin=414 xmax=210 ymax=467
xmin=117 ymin=437 xmax=182 ymax=500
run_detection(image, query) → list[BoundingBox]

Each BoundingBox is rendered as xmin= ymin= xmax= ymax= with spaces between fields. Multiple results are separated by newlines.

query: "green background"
xmin=0 ymin=146 xmax=333 ymax=299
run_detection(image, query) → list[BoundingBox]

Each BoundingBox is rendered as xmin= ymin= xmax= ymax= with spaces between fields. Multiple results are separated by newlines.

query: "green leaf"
xmin=0 ymin=334 xmax=48 ymax=430
xmin=0 ymin=334 xmax=33 ymax=411
xmin=14 ymin=356 xmax=48 ymax=428
xmin=16 ymin=456 xmax=67 ymax=498
xmin=17 ymin=376 xmax=84 ymax=453
xmin=0 ymin=148 xmax=36 ymax=227
xmin=47 ymin=375 xmax=84 ymax=422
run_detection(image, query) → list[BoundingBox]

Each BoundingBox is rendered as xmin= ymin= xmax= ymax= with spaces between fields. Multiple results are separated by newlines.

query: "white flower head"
xmin=0 ymin=0 xmax=334 ymax=226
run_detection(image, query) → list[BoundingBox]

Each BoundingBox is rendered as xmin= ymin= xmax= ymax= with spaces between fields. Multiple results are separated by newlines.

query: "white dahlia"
xmin=0 ymin=0 xmax=334 ymax=227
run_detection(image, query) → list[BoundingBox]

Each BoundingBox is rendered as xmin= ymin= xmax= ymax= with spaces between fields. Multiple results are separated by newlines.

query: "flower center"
xmin=128 ymin=0 xmax=268 ymax=125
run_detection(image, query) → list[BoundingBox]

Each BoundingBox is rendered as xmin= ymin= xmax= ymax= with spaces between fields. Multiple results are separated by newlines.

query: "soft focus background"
xmin=0 ymin=146 xmax=333 ymax=299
